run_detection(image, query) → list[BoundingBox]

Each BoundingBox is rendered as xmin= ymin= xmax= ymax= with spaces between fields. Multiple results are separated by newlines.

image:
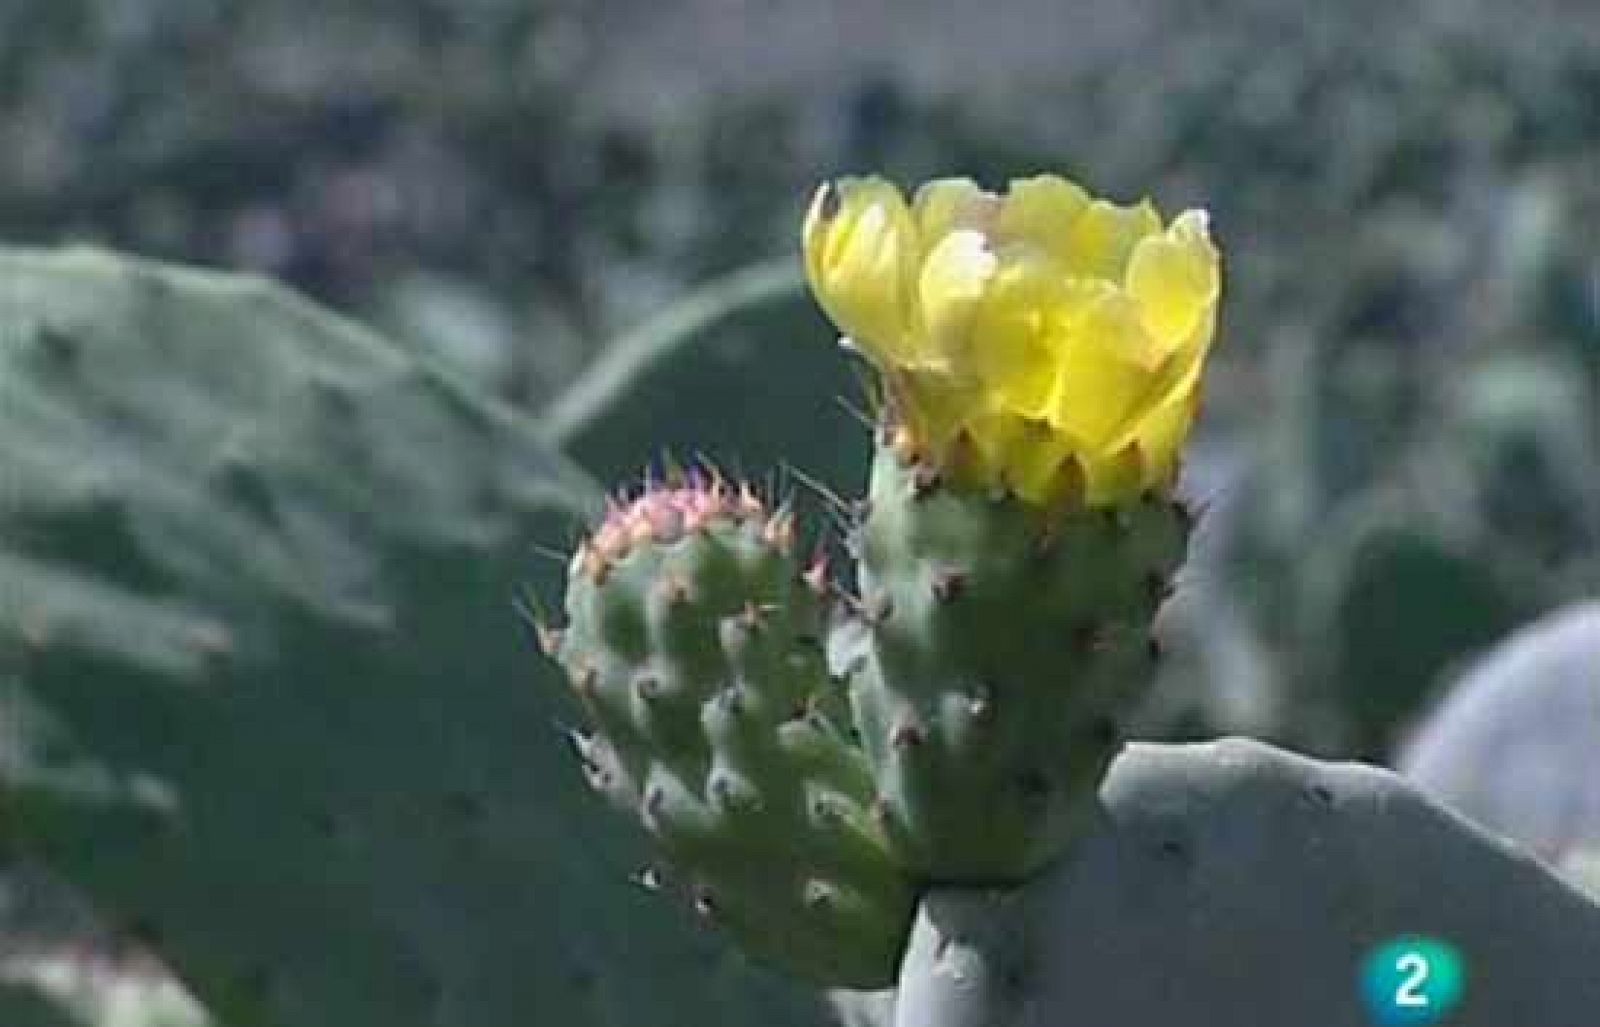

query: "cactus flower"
xmin=803 ymin=174 xmax=1221 ymax=508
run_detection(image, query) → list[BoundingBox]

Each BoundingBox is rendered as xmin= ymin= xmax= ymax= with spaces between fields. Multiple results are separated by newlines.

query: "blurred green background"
xmin=1 ymin=0 xmax=1597 ymax=1022
xmin=4 ymin=0 xmax=1596 ymax=794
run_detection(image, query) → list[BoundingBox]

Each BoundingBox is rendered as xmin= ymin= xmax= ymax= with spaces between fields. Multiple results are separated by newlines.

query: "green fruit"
xmin=844 ymin=445 xmax=1189 ymax=882
xmin=550 ymin=473 xmax=915 ymax=987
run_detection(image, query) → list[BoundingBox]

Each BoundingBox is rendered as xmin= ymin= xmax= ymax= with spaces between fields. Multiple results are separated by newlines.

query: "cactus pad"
xmin=0 ymin=247 xmax=832 ymax=1027
xmin=843 ymin=445 xmax=1190 ymax=881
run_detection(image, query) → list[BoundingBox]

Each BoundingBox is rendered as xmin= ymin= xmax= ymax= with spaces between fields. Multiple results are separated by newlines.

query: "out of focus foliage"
xmin=5 ymin=0 xmax=1598 ymax=755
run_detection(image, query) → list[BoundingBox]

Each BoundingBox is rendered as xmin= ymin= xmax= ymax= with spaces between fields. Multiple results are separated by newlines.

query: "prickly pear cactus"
xmin=541 ymin=170 xmax=1222 ymax=993
xmin=0 ymin=246 xmax=833 ymax=1027
xmin=886 ymin=739 xmax=1600 ymax=1027
xmin=799 ymin=173 xmax=1220 ymax=882
xmin=1399 ymin=602 xmax=1600 ymax=896
xmin=845 ymin=444 xmax=1187 ymax=879
xmin=0 ymin=855 xmax=208 ymax=1027
xmin=546 ymin=475 xmax=913 ymax=986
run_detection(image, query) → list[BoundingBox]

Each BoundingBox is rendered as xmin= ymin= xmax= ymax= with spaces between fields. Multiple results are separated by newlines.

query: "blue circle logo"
xmin=1360 ymin=937 xmax=1465 ymax=1025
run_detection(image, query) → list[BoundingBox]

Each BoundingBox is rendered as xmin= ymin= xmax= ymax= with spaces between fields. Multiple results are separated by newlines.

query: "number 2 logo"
xmin=1393 ymin=952 xmax=1430 ymax=1008
xmin=1360 ymin=937 xmax=1464 ymax=1025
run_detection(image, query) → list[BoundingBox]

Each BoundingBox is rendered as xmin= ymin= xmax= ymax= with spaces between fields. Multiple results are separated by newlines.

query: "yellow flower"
xmin=803 ymin=174 xmax=1221 ymax=508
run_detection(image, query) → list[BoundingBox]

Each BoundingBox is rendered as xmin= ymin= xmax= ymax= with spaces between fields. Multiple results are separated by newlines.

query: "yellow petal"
xmin=1130 ymin=383 xmax=1202 ymax=491
xmin=802 ymin=171 xmax=1221 ymax=509
xmin=1127 ymin=300 xmax=1217 ymax=417
xmin=1102 ymin=304 xmax=1212 ymax=489
xmin=1127 ymin=210 xmax=1220 ymax=347
xmin=898 ymin=370 xmax=978 ymax=453
xmin=1060 ymin=198 xmax=1162 ymax=282
xmin=1045 ymin=290 xmax=1164 ymax=449
xmin=962 ymin=404 xmax=1024 ymax=474
xmin=917 ymin=229 xmax=998 ymax=363
xmin=964 ymin=251 xmax=1088 ymax=417
xmin=994 ymin=175 xmax=1090 ymax=260
xmin=911 ymin=178 xmax=997 ymax=247
xmin=954 ymin=408 xmax=1059 ymax=502
xmin=802 ymin=178 xmax=920 ymax=364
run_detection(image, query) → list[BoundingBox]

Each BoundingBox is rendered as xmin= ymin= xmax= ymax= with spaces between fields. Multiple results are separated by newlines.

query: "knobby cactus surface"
xmin=0 ymin=173 xmax=1588 ymax=1027
xmin=544 ymin=172 xmax=1600 ymax=1026
xmin=544 ymin=171 xmax=1225 ymax=981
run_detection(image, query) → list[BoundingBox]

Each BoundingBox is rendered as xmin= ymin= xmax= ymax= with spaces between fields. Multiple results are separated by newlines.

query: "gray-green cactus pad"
xmin=890 ymin=738 xmax=1600 ymax=1027
xmin=0 ymin=247 xmax=834 ymax=1027
xmin=1399 ymin=602 xmax=1600 ymax=891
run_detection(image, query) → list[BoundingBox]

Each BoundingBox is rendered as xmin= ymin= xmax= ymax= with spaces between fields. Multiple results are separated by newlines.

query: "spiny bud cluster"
xmin=571 ymin=468 xmax=795 ymax=584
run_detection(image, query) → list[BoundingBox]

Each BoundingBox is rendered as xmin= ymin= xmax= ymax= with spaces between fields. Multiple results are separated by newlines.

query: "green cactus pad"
xmin=550 ymin=477 xmax=915 ymax=987
xmin=845 ymin=445 xmax=1190 ymax=882
xmin=0 ymin=247 xmax=833 ymax=1027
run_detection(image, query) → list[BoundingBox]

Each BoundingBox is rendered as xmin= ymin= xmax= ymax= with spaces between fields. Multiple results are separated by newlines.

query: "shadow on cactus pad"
xmin=0 ymin=247 xmax=837 ymax=1027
